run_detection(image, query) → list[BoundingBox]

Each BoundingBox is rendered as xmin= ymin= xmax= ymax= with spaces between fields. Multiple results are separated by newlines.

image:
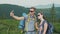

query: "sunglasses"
xmin=38 ymin=15 xmax=40 ymax=16
xmin=30 ymin=11 xmax=34 ymax=12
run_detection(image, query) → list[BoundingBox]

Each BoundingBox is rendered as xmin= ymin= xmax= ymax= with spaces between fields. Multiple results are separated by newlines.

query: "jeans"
xmin=25 ymin=31 xmax=36 ymax=34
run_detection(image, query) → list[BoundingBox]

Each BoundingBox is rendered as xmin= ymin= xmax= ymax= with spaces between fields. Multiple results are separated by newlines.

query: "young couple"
xmin=10 ymin=7 xmax=48 ymax=34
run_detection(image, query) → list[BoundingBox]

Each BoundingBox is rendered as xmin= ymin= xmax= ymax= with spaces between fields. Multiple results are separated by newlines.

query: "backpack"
xmin=18 ymin=13 xmax=27 ymax=30
xmin=46 ymin=22 xmax=54 ymax=34
xmin=43 ymin=20 xmax=54 ymax=34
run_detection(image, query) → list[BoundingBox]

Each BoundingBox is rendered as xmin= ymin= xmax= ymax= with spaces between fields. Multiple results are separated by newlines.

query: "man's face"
xmin=29 ymin=9 xmax=35 ymax=15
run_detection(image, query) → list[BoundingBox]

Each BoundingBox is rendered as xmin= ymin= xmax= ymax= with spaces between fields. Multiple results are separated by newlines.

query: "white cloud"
xmin=54 ymin=0 xmax=60 ymax=4
xmin=0 ymin=0 xmax=60 ymax=7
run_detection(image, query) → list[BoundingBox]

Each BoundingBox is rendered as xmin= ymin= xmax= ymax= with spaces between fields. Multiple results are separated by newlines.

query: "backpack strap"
xmin=42 ymin=20 xmax=46 ymax=27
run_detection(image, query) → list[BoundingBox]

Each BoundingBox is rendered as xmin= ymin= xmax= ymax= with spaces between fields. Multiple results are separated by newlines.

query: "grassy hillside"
xmin=0 ymin=19 xmax=20 ymax=34
xmin=0 ymin=19 xmax=60 ymax=34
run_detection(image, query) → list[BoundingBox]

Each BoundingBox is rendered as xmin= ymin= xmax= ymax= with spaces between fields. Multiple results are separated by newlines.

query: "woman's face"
xmin=38 ymin=13 xmax=43 ymax=19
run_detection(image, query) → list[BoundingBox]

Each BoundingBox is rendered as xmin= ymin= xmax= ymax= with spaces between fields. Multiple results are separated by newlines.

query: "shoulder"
xmin=24 ymin=15 xmax=28 ymax=19
xmin=44 ymin=20 xmax=48 ymax=23
xmin=43 ymin=20 xmax=48 ymax=25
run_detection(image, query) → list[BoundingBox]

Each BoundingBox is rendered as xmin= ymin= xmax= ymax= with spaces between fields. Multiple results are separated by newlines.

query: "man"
xmin=10 ymin=7 xmax=37 ymax=34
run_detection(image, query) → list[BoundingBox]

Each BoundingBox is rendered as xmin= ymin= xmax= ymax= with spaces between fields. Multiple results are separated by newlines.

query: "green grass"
xmin=53 ymin=22 xmax=60 ymax=34
xmin=0 ymin=19 xmax=20 ymax=34
xmin=0 ymin=19 xmax=60 ymax=34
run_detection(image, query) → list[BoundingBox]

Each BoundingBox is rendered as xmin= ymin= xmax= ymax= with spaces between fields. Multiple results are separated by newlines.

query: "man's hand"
xmin=10 ymin=10 xmax=24 ymax=20
xmin=10 ymin=10 xmax=14 ymax=17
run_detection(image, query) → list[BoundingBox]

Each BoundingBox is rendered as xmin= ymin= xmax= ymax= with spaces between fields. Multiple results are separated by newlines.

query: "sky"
xmin=0 ymin=0 xmax=60 ymax=7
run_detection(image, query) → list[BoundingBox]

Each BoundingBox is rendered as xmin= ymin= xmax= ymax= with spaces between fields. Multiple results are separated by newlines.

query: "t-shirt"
xmin=38 ymin=20 xmax=47 ymax=34
xmin=24 ymin=15 xmax=37 ymax=31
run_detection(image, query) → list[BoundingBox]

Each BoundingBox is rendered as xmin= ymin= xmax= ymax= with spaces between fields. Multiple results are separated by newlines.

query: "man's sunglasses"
xmin=30 ymin=11 xmax=34 ymax=12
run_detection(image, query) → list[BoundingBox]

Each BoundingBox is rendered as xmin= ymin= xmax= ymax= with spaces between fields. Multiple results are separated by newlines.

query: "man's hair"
xmin=30 ymin=7 xmax=36 ymax=10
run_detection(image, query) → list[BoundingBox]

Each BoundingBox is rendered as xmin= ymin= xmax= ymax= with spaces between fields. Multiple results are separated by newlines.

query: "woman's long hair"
xmin=40 ymin=12 xmax=46 ymax=20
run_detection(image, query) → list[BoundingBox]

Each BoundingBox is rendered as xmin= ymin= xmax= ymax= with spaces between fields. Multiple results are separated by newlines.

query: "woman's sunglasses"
xmin=38 ymin=15 xmax=40 ymax=16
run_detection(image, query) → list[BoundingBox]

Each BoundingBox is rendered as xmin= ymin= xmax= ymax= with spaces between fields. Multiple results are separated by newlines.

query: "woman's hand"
xmin=36 ymin=27 xmax=39 ymax=30
xmin=35 ymin=23 xmax=39 ymax=30
xmin=39 ymin=26 xmax=42 ymax=31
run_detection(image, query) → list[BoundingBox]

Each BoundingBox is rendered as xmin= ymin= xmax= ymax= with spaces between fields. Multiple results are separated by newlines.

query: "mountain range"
xmin=34 ymin=4 xmax=60 ymax=9
xmin=0 ymin=4 xmax=60 ymax=20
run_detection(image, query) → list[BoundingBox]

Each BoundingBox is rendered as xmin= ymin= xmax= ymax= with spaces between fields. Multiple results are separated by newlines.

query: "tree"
xmin=50 ymin=3 xmax=56 ymax=23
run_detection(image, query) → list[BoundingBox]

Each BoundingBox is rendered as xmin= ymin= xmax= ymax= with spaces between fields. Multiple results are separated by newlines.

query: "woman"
xmin=36 ymin=12 xmax=48 ymax=34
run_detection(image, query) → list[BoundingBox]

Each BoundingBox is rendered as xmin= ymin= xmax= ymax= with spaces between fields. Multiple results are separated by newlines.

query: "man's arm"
xmin=12 ymin=16 xmax=24 ymax=20
xmin=10 ymin=10 xmax=24 ymax=20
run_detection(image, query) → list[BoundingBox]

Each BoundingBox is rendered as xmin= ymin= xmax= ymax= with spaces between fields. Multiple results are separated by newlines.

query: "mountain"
xmin=0 ymin=4 xmax=60 ymax=20
xmin=35 ymin=4 xmax=52 ymax=9
xmin=36 ymin=7 xmax=60 ymax=18
xmin=35 ymin=4 xmax=60 ymax=9
xmin=0 ymin=4 xmax=29 ymax=19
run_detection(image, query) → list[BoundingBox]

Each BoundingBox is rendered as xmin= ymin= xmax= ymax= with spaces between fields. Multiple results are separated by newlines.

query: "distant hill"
xmin=35 ymin=4 xmax=60 ymax=9
xmin=36 ymin=7 xmax=60 ymax=20
xmin=0 ymin=4 xmax=60 ymax=20
xmin=0 ymin=4 xmax=29 ymax=19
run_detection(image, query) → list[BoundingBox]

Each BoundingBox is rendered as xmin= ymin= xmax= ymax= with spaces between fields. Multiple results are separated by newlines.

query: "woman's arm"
xmin=35 ymin=22 xmax=39 ymax=30
xmin=43 ymin=23 xmax=48 ymax=34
